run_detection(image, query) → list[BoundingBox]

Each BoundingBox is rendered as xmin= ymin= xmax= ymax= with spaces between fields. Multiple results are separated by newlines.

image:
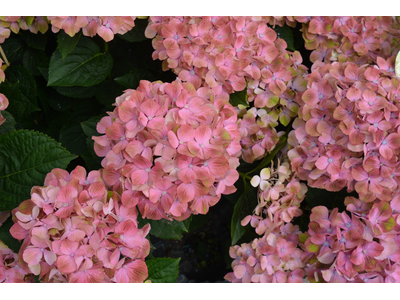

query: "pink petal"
xmin=97 ymin=25 xmax=114 ymax=42
xmin=233 ymin=264 xmax=246 ymax=279
xmin=22 ymin=248 xmax=43 ymax=265
xmin=44 ymin=250 xmax=57 ymax=266
xmin=302 ymin=88 xmax=319 ymax=107
xmin=177 ymin=183 xmax=196 ymax=203
xmin=178 ymin=168 xmax=197 ymax=184
xmin=115 ymin=260 xmax=148 ymax=283
xmin=57 ymin=255 xmax=77 ymax=274
xmin=315 ymin=156 xmax=329 ymax=170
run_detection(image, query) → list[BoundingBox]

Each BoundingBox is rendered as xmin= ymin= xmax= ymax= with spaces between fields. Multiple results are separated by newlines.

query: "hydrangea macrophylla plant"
xmin=93 ymin=79 xmax=241 ymax=221
xmin=9 ymin=166 xmax=150 ymax=283
xmin=288 ymin=57 xmax=400 ymax=202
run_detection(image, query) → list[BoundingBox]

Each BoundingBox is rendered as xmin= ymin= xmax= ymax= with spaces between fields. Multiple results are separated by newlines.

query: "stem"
xmin=245 ymin=120 xmax=293 ymax=177
xmin=238 ymin=172 xmax=252 ymax=181
xmin=104 ymin=42 xmax=109 ymax=53
xmin=0 ymin=45 xmax=10 ymax=67
xmin=245 ymin=135 xmax=287 ymax=177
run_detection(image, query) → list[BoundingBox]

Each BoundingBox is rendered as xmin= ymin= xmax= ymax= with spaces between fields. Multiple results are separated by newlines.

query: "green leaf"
xmin=0 ymin=213 xmax=22 ymax=253
xmin=57 ymin=31 xmax=81 ymax=59
xmin=0 ymin=130 xmax=77 ymax=210
xmin=5 ymin=65 xmax=39 ymax=116
xmin=138 ymin=214 xmax=192 ymax=240
xmin=37 ymin=57 xmax=50 ymax=81
xmin=188 ymin=214 xmax=208 ymax=232
xmin=48 ymin=37 xmax=113 ymax=87
xmin=0 ymin=82 xmax=26 ymax=120
xmin=272 ymin=24 xmax=295 ymax=51
xmin=80 ymin=115 xmax=104 ymax=170
xmin=22 ymin=30 xmax=47 ymax=51
xmin=53 ymin=85 xmax=98 ymax=99
xmin=229 ymin=87 xmax=248 ymax=107
xmin=59 ymin=111 xmax=94 ymax=156
xmin=114 ymin=68 xmax=154 ymax=89
xmin=38 ymin=86 xmax=76 ymax=112
xmin=231 ymin=184 xmax=258 ymax=245
xmin=0 ymin=111 xmax=16 ymax=135
xmin=95 ymin=79 xmax=123 ymax=109
xmin=118 ymin=18 xmax=149 ymax=43
xmin=246 ymin=135 xmax=287 ymax=177
xmin=22 ymin=48 xmax=48 ymax=77
xmin=146 ymin=257 xmax=180 ymax=283
xmin=80 ymin=149 xmax=102 ymax=171
xmin=81 ymin=115 xmax=103 ymax=138
xmin=1 ymin=37 xmax=26 ymax=64
xmin=59 ymin=121 xmax=88 ymax=156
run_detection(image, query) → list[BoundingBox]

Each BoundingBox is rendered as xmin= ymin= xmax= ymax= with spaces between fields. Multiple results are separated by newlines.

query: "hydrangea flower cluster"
xmin=145 ymin=16 xmax=307 ymax=100
xmin=234 ymin=48 xmax=308 ymax=164
xmin=9 ymin=166 xmax=150 ymax=283
xmin=47 ymin=16 xmax=138 ymax=42
xmin=0 ymin=16 xmax=49 ymax=42
xmin=93 ymin=79 xmax=241 ymax=221
xmin=247 ymin=157 xmax=307 ymax=227
xmin=301 ymin=202 xmax=400 ymax=283
xmin=298 ymin=16 xmax=400 ymax=65
xmin=235 ymin=106 xmax=283 ymax=163
xmin=0 ymin=16 xmax=140 ymax=44
xmin=225 ymin=222 xmax=306 ymax=283
xmin=288 ymin=58 xmax=400 ymax=202
xmin=225 ymin=155 xmax=308 ymax=283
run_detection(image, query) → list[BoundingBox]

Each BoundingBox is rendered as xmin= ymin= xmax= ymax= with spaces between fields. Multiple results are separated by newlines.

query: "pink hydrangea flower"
xmin=93 ymin=79 xmax=241 ymax=221
xmin=10 ymin=166 xmax=151 ymax=283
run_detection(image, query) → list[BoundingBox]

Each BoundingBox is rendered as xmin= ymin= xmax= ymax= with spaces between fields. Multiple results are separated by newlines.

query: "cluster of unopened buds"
xmin=299 ymin=16 xmax=400 ymax=65
xmin=288 ymin=57 xmax=400 ymax=202
xmin=93 ymin=79 xmax=241 ymax=221
xmin=9 ymin=166 xmax=150 ymax=283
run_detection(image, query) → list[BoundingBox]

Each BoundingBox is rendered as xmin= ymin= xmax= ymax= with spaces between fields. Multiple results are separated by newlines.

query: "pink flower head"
xmin=93 ymin=79 xmax=241 ymax=221
xmin=11 ymin=166 xmax=151 ymax=282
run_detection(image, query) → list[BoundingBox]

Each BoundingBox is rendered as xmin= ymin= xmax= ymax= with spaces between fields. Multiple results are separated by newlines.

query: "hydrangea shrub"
xmin=1 ymin=15 xmax=400 ymax=283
